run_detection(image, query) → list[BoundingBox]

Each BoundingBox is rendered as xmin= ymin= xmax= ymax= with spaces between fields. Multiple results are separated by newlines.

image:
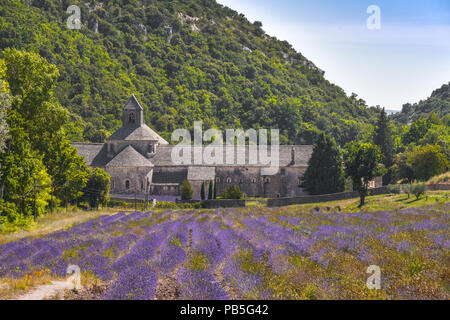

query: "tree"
xmin=0 ymin=49 xmax=68 ymax=154
xmin=200 ymin=182 xmax=205 ymax=200
xmin=213 ymin=180 xmax=217 ymax=199
xmin=45 ymin=133 xmax=89 ymax=210
xmin=208 ymin=181 xmax=213 ymax=200
xmin=407 ymin=145 xmax=448 ymax=181
xmin=0 ymin=79 xmax=9 ymax=154
xmin=302 ymin=133 xmax=345 ymax=195
xmin=402 ymin=118 xmax=431 ymax=145
xmin=180 ymin=180 xmax=193 ymax=201
xmin=373 ymin=108 xmax=394 ymax=184
xmin=222 ymin=185 xmax=243 ymax=199
xmin=411 ymin=183 xmax=427 ymax=200
xmin=82 ymin=168 xmax=110 ymax=209
xmin=392 ymin=152 xmax=415 ymax=183
xmin=344 ymin=142 xmax=385 ymax=207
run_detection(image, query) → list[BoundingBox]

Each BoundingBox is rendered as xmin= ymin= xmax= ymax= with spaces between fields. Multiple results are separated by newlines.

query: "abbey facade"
xmin=74 ymin=95 xmax=314 ymax=199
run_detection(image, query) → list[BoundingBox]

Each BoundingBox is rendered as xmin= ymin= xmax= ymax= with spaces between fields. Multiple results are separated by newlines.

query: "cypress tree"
xmin=180 ymin=180 xmax=193 ymax=200
xmin=213 ymin=180 xmax=217 ymax=199
xmin=302 ymin=132 xmax=346 ymax=195
xmin=374 ymin=108 xmax=394 ymax=185
xmin=200 ymin=182 xmax=205 ymax=200
xmin=208 ymin=181 xmax=213 ymax=200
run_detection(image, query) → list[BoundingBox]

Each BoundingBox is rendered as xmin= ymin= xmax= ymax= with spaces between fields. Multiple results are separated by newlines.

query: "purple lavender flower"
xmin=101 ymin=265 xmax=158 ymax=300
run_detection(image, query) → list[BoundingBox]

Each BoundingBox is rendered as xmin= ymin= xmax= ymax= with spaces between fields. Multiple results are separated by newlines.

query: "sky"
xmin=217 ymin=0 xmax=450 ymax=110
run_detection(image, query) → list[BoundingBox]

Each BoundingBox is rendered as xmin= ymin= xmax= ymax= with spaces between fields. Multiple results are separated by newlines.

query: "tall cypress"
xmin=213 ymin=180 xmax=217 ymax=199
xmin=200 ymin=182 xmax=205 ymax=200
xmin=302 ymin=132 xmax=346 ymax=195
xmin=374 ymin=108 xmax=394 ymax=184
xmin=208 ymin=181 xmax=213 ymax=200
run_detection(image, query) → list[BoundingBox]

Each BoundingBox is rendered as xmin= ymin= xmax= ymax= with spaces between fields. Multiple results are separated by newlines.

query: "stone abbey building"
xmin=74 ymin=95 xmax=313 ymax=199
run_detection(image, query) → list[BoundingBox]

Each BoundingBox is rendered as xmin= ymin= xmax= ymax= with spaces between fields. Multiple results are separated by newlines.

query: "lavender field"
xmin=0 ymin=205 xmax=449 ymax=300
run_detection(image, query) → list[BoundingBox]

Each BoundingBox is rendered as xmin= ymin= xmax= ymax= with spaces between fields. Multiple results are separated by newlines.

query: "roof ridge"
xmin=106 ymin=145 xmax=153 ymax=167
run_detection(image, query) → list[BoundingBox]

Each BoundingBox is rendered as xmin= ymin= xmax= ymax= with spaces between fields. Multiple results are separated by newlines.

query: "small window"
xmin=226 ymin=177 xmax=232 ymax=183
xmin=141 ymin=180 xmax=144 ymax=190
xmin=216 ymin=177 xmax=220 ymax=183
xmin=252 ymin=178 xmax=256 ymax=183
xmin=128 ymin=112 xmax=135 ymax=124
xmin=239 ymin=179 xmax=243 ymax=184
xmin=281 ymin=168 xmax=286 ymax=176
xmin=265 ymin=177 xmax=270 ymax=183
xmin=125 ymin=180 xmax=130 ymax=190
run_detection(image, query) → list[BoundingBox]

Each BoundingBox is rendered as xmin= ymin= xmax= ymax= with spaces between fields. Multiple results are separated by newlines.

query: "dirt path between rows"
xmin=15 ymin=281 xmax=70 ymax=300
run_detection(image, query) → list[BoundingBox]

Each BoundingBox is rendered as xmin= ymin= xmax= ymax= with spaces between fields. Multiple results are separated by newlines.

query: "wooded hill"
xmin=0 ymin=0 xmax=379 ymax=145
xmin=391 ymin=83 xmax=450 ymax=124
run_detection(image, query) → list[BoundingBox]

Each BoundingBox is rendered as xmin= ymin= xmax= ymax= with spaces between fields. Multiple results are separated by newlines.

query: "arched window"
xmin=265 ymin=177 xmax=270 ymax=183
xmin=216 ymin=177 xmax=220 ymax=183
xmin=226 ymin=177 xmax=232 ymax=183
xmin=125 ymin=180 xmax=130 ymax=190
xmin=252 ymin=178 xmax=256 ymax=183
xmin=141 ymin=180 xmax=144 ymax=190
xmin=128 ymin=112 xmax=135 ymax=124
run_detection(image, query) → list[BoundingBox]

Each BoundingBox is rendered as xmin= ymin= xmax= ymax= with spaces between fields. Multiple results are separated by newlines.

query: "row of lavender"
xmin=1 ymin=205 xmax=449 ymax=299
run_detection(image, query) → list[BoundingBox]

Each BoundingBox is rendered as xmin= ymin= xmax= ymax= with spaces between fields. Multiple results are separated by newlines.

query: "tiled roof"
xmin=151 ymin=145 xmax=312 ymax=167
xmin=123 ymin=94 xmax=143 ymax=111
xmin=108 ymin=124 xmax=169 ymax=144
xmin=106 ymin=145 xmax=154 ymax=167
xmin=152 ymin=170 xmax=188 ymax=184
xmin=72 ymin=143 xmax=107 ymax=166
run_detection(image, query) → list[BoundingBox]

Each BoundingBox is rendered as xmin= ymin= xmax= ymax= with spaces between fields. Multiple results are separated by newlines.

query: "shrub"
xmin=400 ymin=184 xmax=412 ymax=197
xmin=387 ymin=184 xmax=401 ymax=194
xmin=410 ymin=183 xmax=427 ymax=200
xmin=180 ymin=180 xmax=193 ymax=201
xmin=222 ymin=185 xmax=243 ymax=199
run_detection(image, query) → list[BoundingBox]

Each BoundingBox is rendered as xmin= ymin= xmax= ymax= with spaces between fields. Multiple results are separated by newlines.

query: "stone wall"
xmin=427 ymin=183 xmax=450 ymax=191
xmin=214 ymin=166 xmax=307 ymax=198
xmin=106 ymin=166 xmax=153 ymax=194
xmin=267 ymin=187 xmax=388 ymax=207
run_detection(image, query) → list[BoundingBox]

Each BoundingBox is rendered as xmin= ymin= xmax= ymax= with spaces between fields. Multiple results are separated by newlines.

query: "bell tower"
xmin=122 ymin=94 xmax=144 ymax=127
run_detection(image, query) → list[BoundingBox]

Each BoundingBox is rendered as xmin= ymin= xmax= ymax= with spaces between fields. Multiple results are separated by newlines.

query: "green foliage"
xmin=410 ymin=183 xmax=427 ymax=200
xmin=386 ymin=184 xmax=401 ymax=194
xmin=222 ymin=185 xmax=243 ymax=199
xmin=180 ymin=180 xmax=193 ymax=201
xmin=302 ymin=132 xmax=345 ymax=195
xmin=402 ymin=118 xmax=431 ymax=146
xmin=213 ymin=180 xmax=217 ymax=199
xmin=0 ymin=78 xmax=9 ymax=153
xmin=82 ymin=168 xmax=110 ymax=209
xmin=0 ymin=0 xmax=379 ymax=145
xmin=392 ymin=82 xmax=449 ymax=124
xmin=200 ymin=181 xmax=205 ymax=200
xmin=344 ymin=142 xmax=385 ymax=207
xmin=373 ymin=108 xmax=394 ymax=184
xmin=208 ymin=180 xmax=213 ymax=200
xmin=407 ymin=145 xmax=448 ymax=181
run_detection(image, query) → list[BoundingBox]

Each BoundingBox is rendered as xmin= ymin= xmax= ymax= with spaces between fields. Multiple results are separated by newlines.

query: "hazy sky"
xmin=217 ymin=0 xmax=450 ymax=110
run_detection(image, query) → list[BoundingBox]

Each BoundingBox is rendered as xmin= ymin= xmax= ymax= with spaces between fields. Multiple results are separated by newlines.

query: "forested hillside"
xmin=0 ymin=0 xmax=378 ymax=144
xmin=392 ymin=83 xmax=450 ymax=124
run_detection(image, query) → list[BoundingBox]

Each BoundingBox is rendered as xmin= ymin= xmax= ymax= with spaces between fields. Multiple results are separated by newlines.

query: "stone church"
xmin=73 ymin=95 xmax=314 ymax=199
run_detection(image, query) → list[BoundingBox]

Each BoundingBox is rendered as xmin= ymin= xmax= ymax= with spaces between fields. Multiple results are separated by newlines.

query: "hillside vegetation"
xmin=0 ymin=0 xmax=378 ymax=144
xmin=392 ymin=82 xmax=450 ymax=125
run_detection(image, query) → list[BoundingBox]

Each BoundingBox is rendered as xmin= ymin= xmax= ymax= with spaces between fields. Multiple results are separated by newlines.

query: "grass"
xmin=0 ymin=207 xmax=126 ymax=245
xmin=292 ymin=191 xmax=449 ymax=213
xmin=427 ymin=171 xmax=450 ymax=184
